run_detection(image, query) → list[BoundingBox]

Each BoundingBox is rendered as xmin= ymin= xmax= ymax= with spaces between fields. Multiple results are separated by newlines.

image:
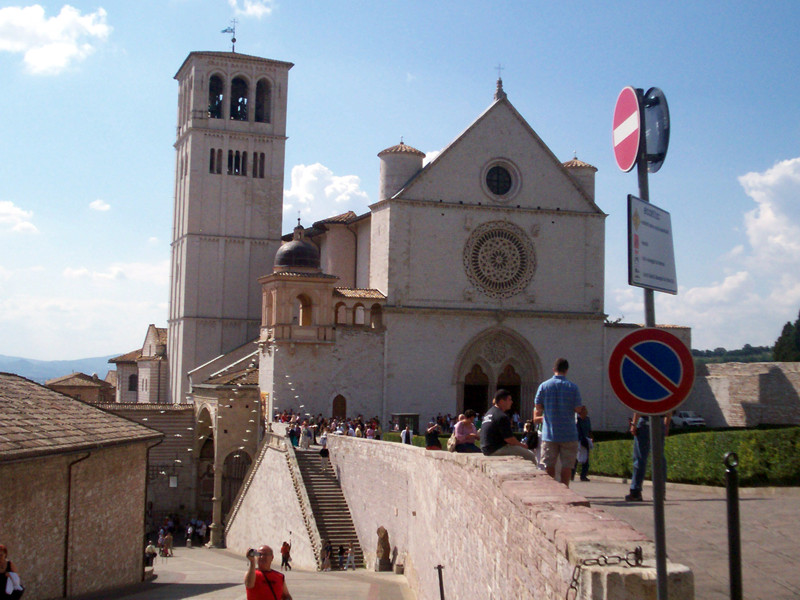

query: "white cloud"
xmin=147 ymin=237 xmax=159 ymax=245
xmin=283 ymin=163 xmax=370 ymax=228
xmin=0 ymin=5 xmax=111 ymax=74
xmin=63 ymin=260 xmax=169 ymax=285
xmin=607 ymin=156 xmax=800 ymax=350
xmin=0 ymin=200 xmax=38 ymax=233
xmin=227 ymin=0 xmax=274 ymax=18
xmin=423 ymin=149 xmax=442 ymax=167
xmin=89 ymin=199 xmax=110 ymax=211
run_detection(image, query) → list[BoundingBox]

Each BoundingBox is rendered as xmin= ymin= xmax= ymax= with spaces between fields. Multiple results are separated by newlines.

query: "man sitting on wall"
xmin=480 ymin=389 xmax=536 ymax=462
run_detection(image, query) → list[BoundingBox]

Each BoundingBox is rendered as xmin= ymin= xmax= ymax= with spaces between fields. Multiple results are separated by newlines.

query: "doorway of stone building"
xmin=332 ymin=394 xmax=346 ymax=420
xmin=222 ymin=451 xmax=252 ymax=518
xmin=464 ymin=364 xmax=489 ymax=415
xmin=497 ymin=364 xmax=522 ymax=420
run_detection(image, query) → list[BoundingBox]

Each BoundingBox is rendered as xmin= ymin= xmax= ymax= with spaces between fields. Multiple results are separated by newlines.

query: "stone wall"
xmin=687 ymin=362 xmax=800 ymax=427
xmin=326 ymin=436 xmax=692 ymax=600
xmin=101 ymin=403 xmax=197 ymax=525
xmin=0 ymin=442 xmax=149 ymax=600
xmin=225 ymin=434 xmax=318 ymax=569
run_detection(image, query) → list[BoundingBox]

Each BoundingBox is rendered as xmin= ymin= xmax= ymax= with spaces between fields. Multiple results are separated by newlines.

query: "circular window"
xmin=481 ymin=159 xmax=521 ymax=202
xmin=486 ymin=166 xmax=512 ymax=196
xmin=463 ymin=221 xmax=536 ymax=298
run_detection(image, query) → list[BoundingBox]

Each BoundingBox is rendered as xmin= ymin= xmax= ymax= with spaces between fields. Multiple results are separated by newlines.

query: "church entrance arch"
xmin=222 ymin=451 xmax=252 ymax=520
xmin=332 ymin=394 xmax=346 ymax=420
xmin=464 ymin=364 xmax=489 ymax=414
xmin=453 ymin=328 xmax=541 ymax=419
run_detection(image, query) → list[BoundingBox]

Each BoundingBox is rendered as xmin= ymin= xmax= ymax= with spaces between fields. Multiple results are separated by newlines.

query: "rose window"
xmin=463 ymin=221 xmax=535 ymax=298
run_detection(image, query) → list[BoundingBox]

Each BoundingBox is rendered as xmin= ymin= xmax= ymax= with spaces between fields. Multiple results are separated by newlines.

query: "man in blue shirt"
xmin=534 ymin=358 xmax=585 ymax=488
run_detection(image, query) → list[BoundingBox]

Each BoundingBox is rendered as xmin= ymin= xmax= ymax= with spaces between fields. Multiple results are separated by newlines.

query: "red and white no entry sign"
xmin=613 ymin=86 xmax=641 ymax=172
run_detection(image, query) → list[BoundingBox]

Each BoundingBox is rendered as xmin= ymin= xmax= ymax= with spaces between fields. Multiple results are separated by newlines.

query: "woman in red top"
xmin=245 ymin=545 xmax=292 ymax=600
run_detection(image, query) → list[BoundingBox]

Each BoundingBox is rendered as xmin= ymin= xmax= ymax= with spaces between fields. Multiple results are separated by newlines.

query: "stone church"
xmin=167 ymin=49 xmax=689 ymax=432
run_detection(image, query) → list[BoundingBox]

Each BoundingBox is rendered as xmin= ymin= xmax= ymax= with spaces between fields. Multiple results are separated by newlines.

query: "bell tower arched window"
xmin=208 ymin=75 xmax=224 ymax=119
xmin=255 ymin=79 xmax=271 ymax=123
xmin=230 ymin=77 xmax=248 ymax=121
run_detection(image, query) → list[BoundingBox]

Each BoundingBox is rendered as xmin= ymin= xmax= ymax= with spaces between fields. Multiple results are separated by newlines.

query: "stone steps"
xmin=294 ymin=449 xmax=365 ymax=569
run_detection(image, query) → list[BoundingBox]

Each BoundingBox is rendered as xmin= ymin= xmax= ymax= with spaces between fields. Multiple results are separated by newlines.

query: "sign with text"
xmin=628 ymin=195 xmax=677 ymax=294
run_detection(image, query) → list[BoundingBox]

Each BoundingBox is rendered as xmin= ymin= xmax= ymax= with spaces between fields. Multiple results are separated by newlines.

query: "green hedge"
xmin=591 ymin=427 xmax=800 ymax=486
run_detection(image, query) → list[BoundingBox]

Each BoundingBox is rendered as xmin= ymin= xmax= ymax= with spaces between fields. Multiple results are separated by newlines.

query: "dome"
xmin=274 ymin=223 xmax=320 ymax=270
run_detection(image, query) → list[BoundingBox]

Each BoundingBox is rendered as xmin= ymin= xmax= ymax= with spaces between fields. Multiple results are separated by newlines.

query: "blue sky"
xmin=1 ymin=1 xmax=799 ymax=360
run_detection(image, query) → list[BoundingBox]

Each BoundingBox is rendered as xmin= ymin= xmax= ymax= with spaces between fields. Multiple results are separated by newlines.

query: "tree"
xmin=773 ymin=310 xmax=800 ymax=361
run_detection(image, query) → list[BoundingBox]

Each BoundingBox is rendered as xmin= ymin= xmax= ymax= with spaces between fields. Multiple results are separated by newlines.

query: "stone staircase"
xmin=293 ymin=448 xmax=365 ymax=569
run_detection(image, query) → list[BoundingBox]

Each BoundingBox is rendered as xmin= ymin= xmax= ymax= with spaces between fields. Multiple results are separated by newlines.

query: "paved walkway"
xmin=96 ymin=547 xmax=416 ymax=600
xmin=571 ymin=477 xmax=800 ymax=600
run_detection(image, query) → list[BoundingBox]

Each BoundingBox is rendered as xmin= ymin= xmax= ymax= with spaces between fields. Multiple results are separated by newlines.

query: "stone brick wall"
xmin=225 ymin=435 xmax=318 ymax=569
xmin=0 ymin=442 xmax=149 ymax=600
xmin=326 ymin=436 xmax=693 ymax=600
xmin=687 ymin=362 xmax=800 ymax=427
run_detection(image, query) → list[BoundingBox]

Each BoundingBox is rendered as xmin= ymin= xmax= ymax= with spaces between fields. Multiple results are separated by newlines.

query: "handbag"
xmin=447 ymin=432 xmax=457 ymax=452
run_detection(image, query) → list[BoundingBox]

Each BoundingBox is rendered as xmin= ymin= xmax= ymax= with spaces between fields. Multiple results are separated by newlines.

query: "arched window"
xmin=209 ymin=148 xmax=215 ymax=173
xmin=353 ymin=303 xmax=365 ymax=325
xmin=234 ymin=151 xmax=241 ymax=175
xmin=229 ymin=77 xmax=248 ymax=121
xmin=370 ymin=304 xmax=382 ymax=328
xmin=208 ymin=75 xmax=224 ymax=119
xmin=128 ymin=374 xmax=138 ymax=392
xmin=255 ymin=79 xmax=271 ymax=123
xmin=227 ymin=150 xmax=234 ymax=175
xmin=216 ymin=149 xmax=223 ymax=174
xmin=242 ymin=151 xmax=248 ymax=176
xmin=259 ymin=153 xmax=265 ymax=179
xmin=295 ymin=294 xmax=312 ymax=326
xmin=334 ymin=302 xmax=347 ymax=325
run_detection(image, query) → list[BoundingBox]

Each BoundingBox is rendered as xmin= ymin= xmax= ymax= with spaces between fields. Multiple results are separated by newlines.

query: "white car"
xmin=672 ymin=410 xmax=706 ymax=428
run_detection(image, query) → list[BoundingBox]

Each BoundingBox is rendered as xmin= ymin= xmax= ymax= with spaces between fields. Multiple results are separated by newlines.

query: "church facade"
xmin=169 ymin=50 xmax=689 ymax=432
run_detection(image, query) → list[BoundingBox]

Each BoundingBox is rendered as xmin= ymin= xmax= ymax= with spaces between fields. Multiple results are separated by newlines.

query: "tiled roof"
xmin=562 ymin=157 xmax=597 ymax=171
xmin=314 ymin=211 xmax=358 ymax=225
xmin=378 ymin=141 xmax=425 ymax=158
xmin=0 ymin=373 xmax=162 ymax=462
xmin=45 ymin=372 xmax=112 ymax=388
xmin=109 ymin=349 xmax=140 ymax=363
xmin=270 ymin=271 xmax=339 ymax=279
xmin=204 ymin=367 xmax=259 ymax=386
xmin=334 ymin=288 xmax=387 ymax=299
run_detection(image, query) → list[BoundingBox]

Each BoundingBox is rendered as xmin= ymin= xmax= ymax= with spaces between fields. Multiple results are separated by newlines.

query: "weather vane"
xmin=221 ymin=19 xmax=238 ymax=52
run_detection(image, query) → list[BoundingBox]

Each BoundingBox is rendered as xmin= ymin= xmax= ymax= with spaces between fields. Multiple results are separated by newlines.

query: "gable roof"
xmin=45 ymin=372 xmax=113 ymax=389
xmin=0 ymin=373 xmax=162 ymax=463
xmin=394 ymin=95 xmax=604 ymax=215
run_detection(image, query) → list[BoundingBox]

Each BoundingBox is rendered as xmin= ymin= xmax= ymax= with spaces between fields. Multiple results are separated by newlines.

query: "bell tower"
xmin=168 ymin=51 xmax=293 ymax=403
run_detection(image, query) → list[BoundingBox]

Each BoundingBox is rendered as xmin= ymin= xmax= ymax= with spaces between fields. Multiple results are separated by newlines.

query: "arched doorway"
xmin=332 ymin=394 xmax=346 ymax=420
xmin=497 ymin=364 xmax=522 ymax=419
xmin=464 ymin=364 xmax=489 ymax=415
xmin=222 ymin=451 xmax=252 ymax=519
xmin=454 ymin=328 xmax=541 ymax=418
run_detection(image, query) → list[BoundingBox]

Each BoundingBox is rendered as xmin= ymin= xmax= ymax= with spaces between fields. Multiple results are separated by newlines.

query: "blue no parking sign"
xmin=608 ymin=328 xmax=695 ymax=415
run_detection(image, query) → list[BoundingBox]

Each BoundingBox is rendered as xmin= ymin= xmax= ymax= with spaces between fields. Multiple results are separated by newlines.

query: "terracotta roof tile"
xmin=378 ymin=141 xmax=425 ymax=158
xmin=0 ymin=373 xmax=162 ymax=463
xmin=333 ymin=288 xmax=387 ymax=299
xmin=108 ymin=349 xmax=140 ymax=363
xmin=562 ymin=157 xmax=597 ymax=171
xmin=45 ymin=372 xmax=112 ymax=388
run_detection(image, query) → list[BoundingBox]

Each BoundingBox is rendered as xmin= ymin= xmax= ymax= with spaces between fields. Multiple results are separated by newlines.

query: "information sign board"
xmin=628 ymin=195 xmax=677 ymax=294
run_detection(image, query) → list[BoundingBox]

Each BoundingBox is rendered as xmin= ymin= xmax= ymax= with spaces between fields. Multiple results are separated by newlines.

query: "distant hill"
xmin=0 ymin=354 xmax=119 ymax=384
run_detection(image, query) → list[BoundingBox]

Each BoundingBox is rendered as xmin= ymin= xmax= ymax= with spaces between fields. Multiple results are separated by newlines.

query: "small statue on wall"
xmin=375 ymin=526 xmax=392 ymax=571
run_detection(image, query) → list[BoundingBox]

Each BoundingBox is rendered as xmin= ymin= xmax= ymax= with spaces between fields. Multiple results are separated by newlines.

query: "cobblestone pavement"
xmin=89 ymin=546 xmax=416 ymax=600
xmin=571 ymin=477 xmax=800 ymax=600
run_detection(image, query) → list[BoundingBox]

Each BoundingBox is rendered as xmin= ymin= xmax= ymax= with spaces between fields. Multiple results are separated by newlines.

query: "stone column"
xmin=209 ymin=462 xmax=224 ymax=547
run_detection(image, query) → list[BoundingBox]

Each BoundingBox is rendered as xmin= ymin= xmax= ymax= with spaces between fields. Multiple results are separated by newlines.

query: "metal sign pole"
xmin=635 ymin=87 xmax=668 ymax=600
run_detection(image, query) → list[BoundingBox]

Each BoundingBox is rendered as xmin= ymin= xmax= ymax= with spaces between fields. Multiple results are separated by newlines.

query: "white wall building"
xmin=169 ymin=51 xmax=689 ymax=430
